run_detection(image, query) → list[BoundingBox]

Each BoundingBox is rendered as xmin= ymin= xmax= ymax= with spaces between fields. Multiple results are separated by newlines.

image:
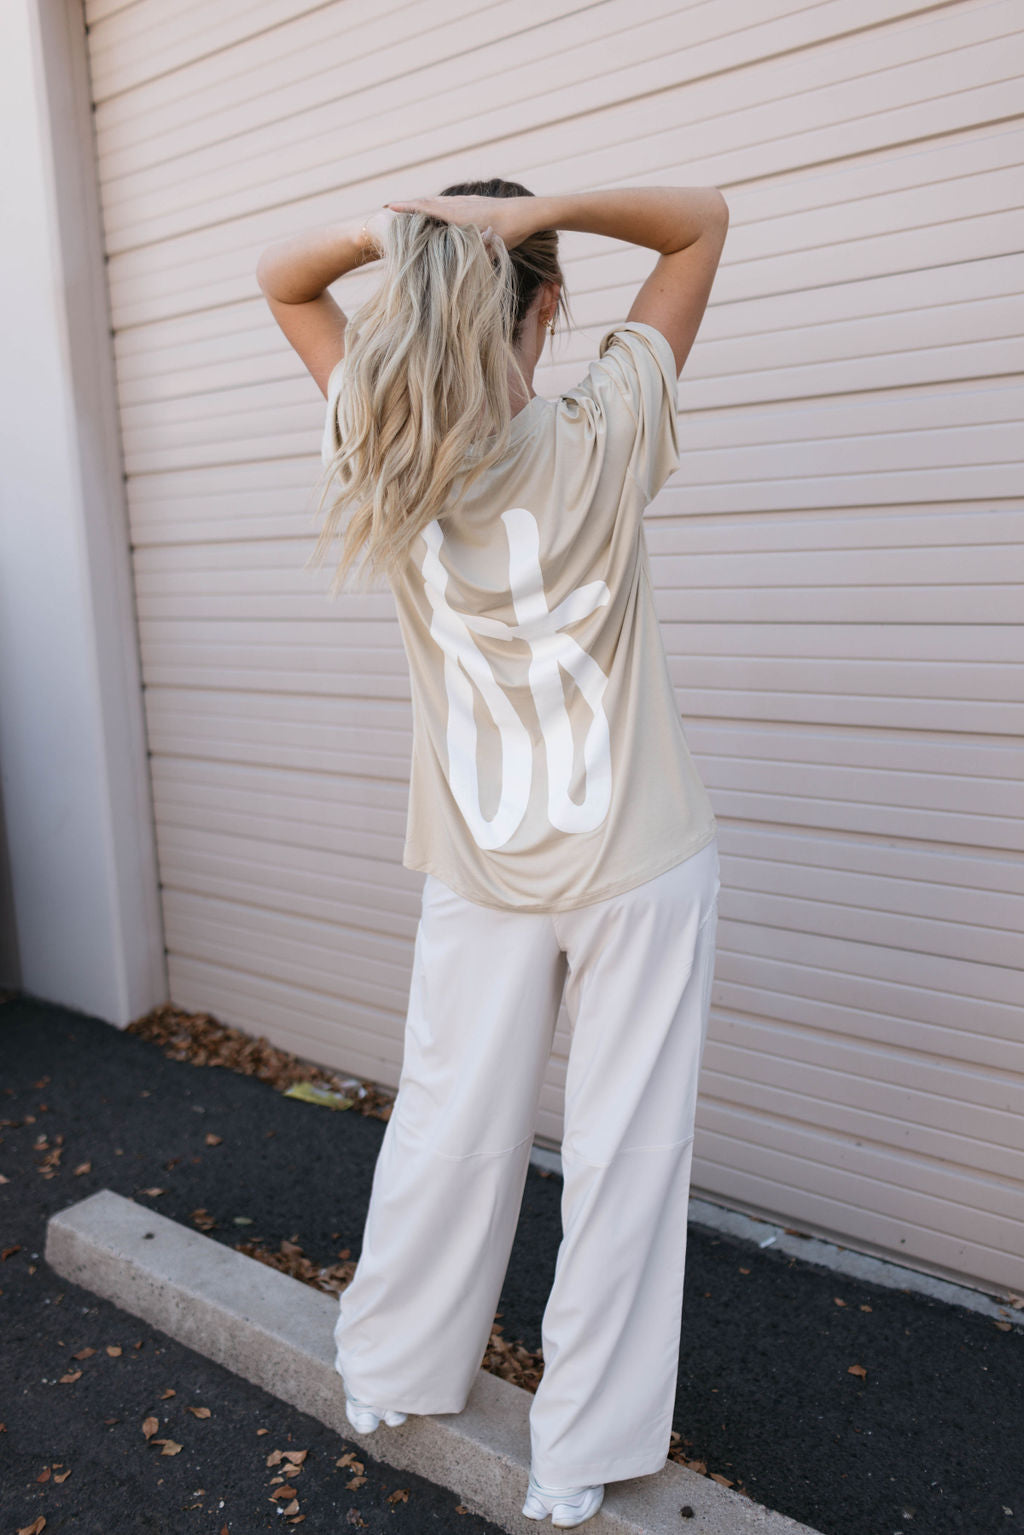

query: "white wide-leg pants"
xmin=333 ymin=835 xmax=721 ymax=1488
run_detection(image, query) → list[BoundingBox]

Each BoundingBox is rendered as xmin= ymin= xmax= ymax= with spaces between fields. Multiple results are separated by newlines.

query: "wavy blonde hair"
xmin=307 ymin=179 xmax=568 ymax=596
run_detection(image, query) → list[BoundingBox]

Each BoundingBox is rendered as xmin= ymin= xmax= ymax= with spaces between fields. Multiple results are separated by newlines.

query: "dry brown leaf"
xmin=2 ymin=1245 xmax=22 ymax=1260
xmin=159 ymin=1440 xmax=183 ymax=1456
xmin=270 ymin=1486 xmax=299 ymax=1502
xmin=18 ymin=1517 xmax=46 ymax=1534
xmin=848 ymin=1364 xmax=867 ymax=1379
xmin=187 ymin=1406 xmax=212 ymax=1419
xmin=0 ymin=1173 xmax=9 ymax=1184
xmin=142 ymin=1416 xmax=159 ymax=1439
xmin=335 ymin=1452 xmax=364 ymax=1471
xmin=106 ymin=1345 xmax=122 ymax=1357
xmin=37 ymin=1466 xmax=51 ymax=1482
xmin=388 ymin=1489 xmax=410 ymax=1504
xmin=72 ymin=1162 xmax=91 ymax=1176
xmin=284 ymin=1450 xmax=308 ymax=1465
xmin=1006 ymin=1291 xmax=1024 ymax=1309
xmin=59 ymin=1370 xmax=82 ymax=1384
xmin=72 ymin=1347 xmax=95 ymax=1360
xmin=347 ymin=1475 xmax=367 ymax=1489
xmin=257 ymin=1428 xmax=269 ymax=1436
xmin=266 ymin=1449 xmax=286 ymax=1467
xmin=53 ymin=1469 xmax=71 ymax=1484
xmin=282 ymin=1501 xmax=300 ymax=1516
xmin=834 ymin=1298 xmax=847 ymax=1307
xmin=160 ymin=1388 xmax=176 ymax=1399
xmin=140 ymin=1188 xmax=166 ymax=1197
xmin=860 ymin=1305 xmax=873 ymax=1312
xmin=710 ymin=1473 xmax=734 ymax=1487
xmin=738 ymin=1267 xmax=750 ymax=1275
xmin=994 ymin=1320 xmax=1012 ymax=1332
xmin=205 ymin=1133 xmax=223 ymax=1146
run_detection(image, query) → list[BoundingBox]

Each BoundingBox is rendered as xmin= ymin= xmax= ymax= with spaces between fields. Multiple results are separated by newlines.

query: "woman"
xmin=256 ymin=178 xmax=729 ymax=1528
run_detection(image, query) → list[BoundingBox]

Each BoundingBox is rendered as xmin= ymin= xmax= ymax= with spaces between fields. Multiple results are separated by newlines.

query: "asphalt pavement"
xmin=2 ymin=990 xmax=1022 ymax=1535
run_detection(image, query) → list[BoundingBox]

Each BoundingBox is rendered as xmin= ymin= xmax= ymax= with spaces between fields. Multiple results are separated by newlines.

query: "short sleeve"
xmin=567 ymin=320 xmax=680 ymax=504
xmin=320 ymin=355 xmax=346 ymax=468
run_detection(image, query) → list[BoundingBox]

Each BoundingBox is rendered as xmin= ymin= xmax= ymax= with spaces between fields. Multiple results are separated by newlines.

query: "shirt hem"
xmin=403 ymin=819 xmax=719 ymax=915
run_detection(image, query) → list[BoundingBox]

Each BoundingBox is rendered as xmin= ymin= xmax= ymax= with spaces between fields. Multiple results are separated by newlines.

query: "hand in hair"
xmin=363 ymin=207 xmax=398 ymax=256
xmin=386 ymin=194 xmax=540 ymax=251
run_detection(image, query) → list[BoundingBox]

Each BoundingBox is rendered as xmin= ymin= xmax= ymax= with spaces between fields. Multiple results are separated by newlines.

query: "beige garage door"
xmin=83 ymin=0 xmax=1024 ymax=1295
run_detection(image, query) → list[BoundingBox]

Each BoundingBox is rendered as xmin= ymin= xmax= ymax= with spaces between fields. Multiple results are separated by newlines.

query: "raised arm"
xmin=255 ymin=210 xmax=394 ymax=398
xmin=388 ymin=186 xmax=729 ymax=376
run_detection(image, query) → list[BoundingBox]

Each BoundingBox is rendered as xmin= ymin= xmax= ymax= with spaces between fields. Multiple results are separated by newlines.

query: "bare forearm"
xmin=255 ymin=215 xmax=377 ymax=303
xmin=529 ymin=186 xmax=728 ymax=254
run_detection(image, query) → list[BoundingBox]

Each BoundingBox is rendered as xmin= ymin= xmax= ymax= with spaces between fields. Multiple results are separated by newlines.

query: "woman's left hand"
xmin=385 ymin=194 xmax=539 ymax=250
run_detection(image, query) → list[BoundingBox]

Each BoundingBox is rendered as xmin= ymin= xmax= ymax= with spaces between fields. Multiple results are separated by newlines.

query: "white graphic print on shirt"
xmin=420 ymin=507 xmax=612 ymax=851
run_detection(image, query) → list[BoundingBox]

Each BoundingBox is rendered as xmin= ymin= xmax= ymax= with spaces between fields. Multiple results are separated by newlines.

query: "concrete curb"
xmin=45 ymin=1190 xmax=824 ymax=1535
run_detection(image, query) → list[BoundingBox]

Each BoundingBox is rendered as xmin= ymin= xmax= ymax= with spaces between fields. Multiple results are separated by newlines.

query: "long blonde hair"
xmin=307 ymin=178 xmax=568 ymax=596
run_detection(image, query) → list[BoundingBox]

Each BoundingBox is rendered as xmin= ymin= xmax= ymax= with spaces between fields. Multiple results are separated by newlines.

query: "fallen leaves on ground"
xmin=18 ymin=1517 xmax=46 ymax=1534
xmin=264 ymin=1448 xmax=309 ymax=1524
xmin=141 ymin=1416 xmax=159 ymax=1440
xmin=126 ymin=1002 xmax=394 ymax=1121
xmin=35 ymin=1132 xmax=65 ymax=1179
xmin=235 ymin=1235 xmax=356 ymax=1297
xmin=848 ymin=1364 xmax=868 ymax=1378
xmin=37 ymin=1466 xmax=69 ymax=1486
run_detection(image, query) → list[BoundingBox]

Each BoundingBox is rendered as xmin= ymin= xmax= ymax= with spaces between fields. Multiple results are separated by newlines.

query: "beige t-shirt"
xmin=321 ymin=319 xmax=717 ymax=912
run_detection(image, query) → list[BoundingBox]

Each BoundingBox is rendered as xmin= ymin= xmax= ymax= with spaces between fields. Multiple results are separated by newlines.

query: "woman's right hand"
xmin=385 ymin=194 xmax=540 ymax=250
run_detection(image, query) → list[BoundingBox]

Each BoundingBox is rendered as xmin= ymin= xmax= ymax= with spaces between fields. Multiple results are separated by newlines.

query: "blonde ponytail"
xmin=307 ymin=213 xmax=531 ymax=596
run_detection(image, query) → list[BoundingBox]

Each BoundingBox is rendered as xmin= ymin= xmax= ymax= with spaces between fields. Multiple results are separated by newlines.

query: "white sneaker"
xmin=344 ymin=1395 xmax=407 ymax=1432
xmin=522 ymin=1472 xmax=605 ymax=1527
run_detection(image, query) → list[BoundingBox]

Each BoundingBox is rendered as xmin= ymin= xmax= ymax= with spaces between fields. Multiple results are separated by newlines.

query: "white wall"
xmin=0 ymin=0 xmax=165 ymax=1023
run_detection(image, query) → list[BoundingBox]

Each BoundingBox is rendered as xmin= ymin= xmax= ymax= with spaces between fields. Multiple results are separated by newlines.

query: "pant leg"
xmin=528 ymin=836 xmax=721 ymax=1487
xmin=334 ymin=872 xmax=567 ymax=1415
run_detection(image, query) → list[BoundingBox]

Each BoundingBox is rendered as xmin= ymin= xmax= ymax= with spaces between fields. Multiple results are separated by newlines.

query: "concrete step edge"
xmin=44 ymin=1189 xmax=824 ymax=1535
